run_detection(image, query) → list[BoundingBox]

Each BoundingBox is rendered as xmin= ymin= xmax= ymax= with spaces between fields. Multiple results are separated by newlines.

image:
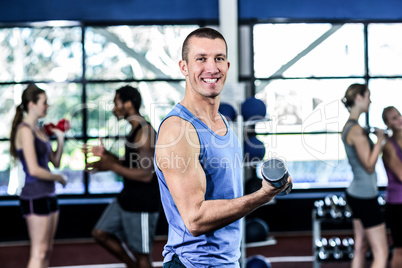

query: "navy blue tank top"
xmin=17 ymin=122 xmax=55 ymax=199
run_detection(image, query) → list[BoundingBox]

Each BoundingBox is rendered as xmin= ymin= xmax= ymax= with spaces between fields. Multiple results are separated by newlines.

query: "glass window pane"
xmin=368 ymin=23 xmax=402 ymax=76
xmin=0 ymin=84 xmax=24 ymax=139
xmin=51 ymin=140 xmax=85 ymax=195
xmin=86 ymin=81 xmax=184 ymax=138
xmin=85 ymin=25 xmax=198 ymax=80
xmin=0 ymin=83 xmax=82 ymax=139
xmin=255 ymin=133 xmax=387 ymax=189
xmin=0 ymin=27 xmax=82 ymax=82
xmin=254 ymin=79 xmax=365 ymax=133
xmin=256 ymin=133 xmax=353 ymax=189
xmin=86 ymin=138 xmax=123 ymax=194
xmin=254 ymin=23 xmax=364 ymax=78
xmin=0 ymin=141 xmax=11 ymax=196
xmin=39 ymin=83 xmax=83 ymax=138
xmin=368 ymin=79 xmax=402 ymax=129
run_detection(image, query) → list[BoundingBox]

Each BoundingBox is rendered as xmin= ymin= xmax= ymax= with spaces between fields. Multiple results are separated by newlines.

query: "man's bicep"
xmin=156 ymin=120 xmax=206 ymax=221
xmin=162 ymin=150 xmax=206 ymax=223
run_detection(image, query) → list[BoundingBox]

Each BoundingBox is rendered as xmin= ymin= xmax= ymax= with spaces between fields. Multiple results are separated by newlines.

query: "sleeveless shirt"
xmin=17 ymin=122 xmax=55 ymax=199
xmin=383 ymin=137 xmax=402 ymax=204
xmin=154 ymin=103 xmax=243 ymax=268
xmin=342 ymin=120 xmax=378 ymax=198
xmin=117 ymin=121 xmax=161 ymax=212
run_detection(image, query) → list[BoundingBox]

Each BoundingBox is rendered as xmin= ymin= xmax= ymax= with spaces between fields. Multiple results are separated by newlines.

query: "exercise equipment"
xmin=260 ymin=158 xmax=292 ymax=195
xmin=314 ymin=199 xmax=326 ymax=218
xmin=241 ymin=97 xmax=266 ymax=121
xmin=246 ymin=255 xmax=271 ymax=268
xmin=364 ymin=126 xmax=392 ymax=136
xmin=314 ymin=195 xmax=352 ymax=220
xmin=244 ymin=136 xmax=266 ymax=162
xmin=245 ymin=218 xmax=269 ymax=243
xmin=315 ymin=238 xmax=329 ymax=261
xmin=342 ymin=237 xmax=354 ymax=260
xmin=219 ymin=102 xmax=237 ymax=121
xmin=329 ymin=237 xmax=343 ymax=261
xmin=44 ymin=118 xmax=71 ymax=136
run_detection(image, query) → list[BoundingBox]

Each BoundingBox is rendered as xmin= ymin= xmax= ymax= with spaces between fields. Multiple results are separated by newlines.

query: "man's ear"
xmin=179 ymin=60 xmax=188 ymax=76
xmin=123 ymin=100 xmax=135 ymax=114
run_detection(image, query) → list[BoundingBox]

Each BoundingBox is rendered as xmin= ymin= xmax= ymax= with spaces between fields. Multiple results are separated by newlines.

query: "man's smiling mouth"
xmin=202 ymin=78 xmax=218 ymax=83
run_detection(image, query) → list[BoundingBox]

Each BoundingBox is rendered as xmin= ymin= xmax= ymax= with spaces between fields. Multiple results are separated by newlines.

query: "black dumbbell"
xmin=260 ymin=158 xmax=292 ymax=196
xmin=329 ymin=195 xmax=343 ymax=219
xmin=378 ymin=195 xmax=386 ymax=206
xmin=342 ymin=237 xmax=354 ymax=260
xmin=315 ymin=238 xmax=330 ymax=262
xmin=329 ymin=237 xmax=343 ymax=261
xmin=314 ymin=200 xmax=325 ymax=218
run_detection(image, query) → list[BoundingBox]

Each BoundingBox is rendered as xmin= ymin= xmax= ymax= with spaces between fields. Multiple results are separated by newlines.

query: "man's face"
xmin=113 ymin=93 xmax=125 ymax=120
xmin=179 ymin=37 xmax=230 ymax=99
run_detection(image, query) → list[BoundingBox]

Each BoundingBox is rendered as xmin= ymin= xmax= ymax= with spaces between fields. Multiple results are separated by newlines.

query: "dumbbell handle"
xmin=261 ymin=158 xmax=292 ymax=195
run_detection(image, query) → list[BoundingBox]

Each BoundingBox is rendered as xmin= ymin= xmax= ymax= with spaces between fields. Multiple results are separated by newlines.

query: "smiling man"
xmin=154 ymin=27 xmax=291 ymax=267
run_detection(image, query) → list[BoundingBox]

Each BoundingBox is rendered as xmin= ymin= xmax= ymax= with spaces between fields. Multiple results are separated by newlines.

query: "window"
xmin=252 ymin=22 xmax=400 ymax=189
xmin=0 ymin=24 xmax=197 ymax=196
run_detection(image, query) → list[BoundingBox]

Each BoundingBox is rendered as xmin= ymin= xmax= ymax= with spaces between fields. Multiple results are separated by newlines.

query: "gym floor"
xmin=0 ymin=231 xmax=358 ymax=268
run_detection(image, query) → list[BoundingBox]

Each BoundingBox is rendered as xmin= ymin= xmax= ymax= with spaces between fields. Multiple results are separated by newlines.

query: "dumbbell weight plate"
xmin=261 ymin=158 xmax=292 ymax=196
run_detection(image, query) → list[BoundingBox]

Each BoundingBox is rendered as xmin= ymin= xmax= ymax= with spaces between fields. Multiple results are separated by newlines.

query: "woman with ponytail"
xmin=10 ymin=84 xmax=67 ymax=268
xmin=341 ymin=83 xmax=388 ymax=268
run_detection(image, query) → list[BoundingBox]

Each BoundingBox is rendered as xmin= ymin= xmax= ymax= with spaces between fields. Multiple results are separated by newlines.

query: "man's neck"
xmin=127 ymin=113 xmax=143 ymax=130
xmin=181 ymin=94 xmax=221 ymax=122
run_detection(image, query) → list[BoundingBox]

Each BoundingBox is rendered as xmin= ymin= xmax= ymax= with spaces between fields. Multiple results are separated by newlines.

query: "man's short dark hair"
xmin=116 ymin=85 xmax=142 ymax=112
xmin=182 ymin=27 xmax=227 ymax=62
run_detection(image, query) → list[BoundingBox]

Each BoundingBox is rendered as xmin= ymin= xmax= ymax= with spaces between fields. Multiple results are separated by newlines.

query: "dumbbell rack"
xmin=312 ymin=208 xmax=352 ymax=268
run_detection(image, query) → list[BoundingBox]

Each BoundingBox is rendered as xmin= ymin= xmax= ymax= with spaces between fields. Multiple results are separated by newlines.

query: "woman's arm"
xmin=48 ymin=128 xmax=64 ymax=168
xmin=349 ymin=125 xmax=385 ymax=173
xmin=17 ymin=126 xmax=66 ymax=186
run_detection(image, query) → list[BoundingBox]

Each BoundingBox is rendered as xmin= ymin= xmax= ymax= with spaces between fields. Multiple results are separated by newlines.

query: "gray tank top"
xmin=342 ymin=120 xmax=378 ymax=198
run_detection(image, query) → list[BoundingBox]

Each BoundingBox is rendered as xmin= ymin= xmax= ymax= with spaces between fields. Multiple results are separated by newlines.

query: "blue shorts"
xmin=19 ymin=196 xmax=59 ymax=217
xmin=345 ymin=192 xmax=385 ymax=228
xmin=385 ymin=203 xmax=402 ymax=247
xmin=94 ymin=199 xmax=159 ymax=254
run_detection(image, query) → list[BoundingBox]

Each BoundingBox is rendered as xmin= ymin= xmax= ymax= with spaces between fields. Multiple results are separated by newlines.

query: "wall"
xmin=1 ymin=0 xmax=402 ymax=23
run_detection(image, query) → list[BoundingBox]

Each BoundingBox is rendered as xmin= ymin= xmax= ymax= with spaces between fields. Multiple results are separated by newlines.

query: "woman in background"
xmin=10 ymin=84 xmax=66 ymax=268
xmin=341 ymin=83 xmax=388 ymax=268
xmin=382 ymin=106 xmax=402 ymax=268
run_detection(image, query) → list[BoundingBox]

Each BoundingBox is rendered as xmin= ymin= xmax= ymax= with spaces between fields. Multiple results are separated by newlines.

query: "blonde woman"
xmin=341 ymin=83 xmax=388 ymax=268
xmin=382 ymin=106 xmax=402 ymax=268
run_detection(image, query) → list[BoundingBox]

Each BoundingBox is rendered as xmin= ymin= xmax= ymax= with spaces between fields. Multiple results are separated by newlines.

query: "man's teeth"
xmin=203 ymin=78 xmax=218 ymax=83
